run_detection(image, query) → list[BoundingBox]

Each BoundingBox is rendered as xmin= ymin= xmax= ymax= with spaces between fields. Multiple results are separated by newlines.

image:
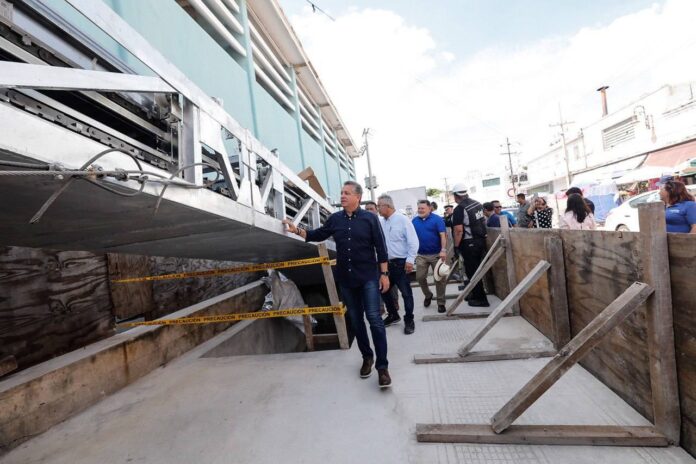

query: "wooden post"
xmin=445 ymin=246 xmax=504 ymax=316
xmin=457 ymin=260 xmax=550 ymax=356
xmin=302 ymin=315 xmax=315 ymax=351
xmin=638 ymin=203 xmax=681 ymax=444
xmin=544 ymin=235 xmax=571 ymax=348
xmin=500 ymin=216 xmax=519 ymax=315
xmin=318 ymin=243 xmax=349 ymax=349
xmin=490 ymin=282 xmax=654 ymax=434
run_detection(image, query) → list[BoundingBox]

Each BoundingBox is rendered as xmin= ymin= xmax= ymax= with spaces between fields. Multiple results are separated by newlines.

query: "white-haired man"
xmin=377 ymin=194 xmax=419 ymax=334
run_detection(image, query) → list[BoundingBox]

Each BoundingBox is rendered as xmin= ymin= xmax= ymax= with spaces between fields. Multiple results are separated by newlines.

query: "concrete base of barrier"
xmin=0 ymin=280 xmax=267 ymax=454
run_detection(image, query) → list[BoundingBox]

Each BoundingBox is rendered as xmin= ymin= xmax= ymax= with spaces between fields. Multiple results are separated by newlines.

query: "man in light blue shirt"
xmin=378 ymin=194 xmax=420 ymax=334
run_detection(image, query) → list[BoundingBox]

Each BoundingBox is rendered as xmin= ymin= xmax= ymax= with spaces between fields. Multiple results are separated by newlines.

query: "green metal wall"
xmin=41 ymin=0 xmax=354 ymax=198
xmin=301 ymin=130 xmax=330 ymax=196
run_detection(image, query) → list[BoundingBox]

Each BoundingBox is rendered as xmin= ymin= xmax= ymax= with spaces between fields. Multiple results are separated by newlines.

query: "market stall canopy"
xmin=614 ymin=165 xmax=675 ymax=185
xmin=677 ymin=158 xmax=696 ymax=175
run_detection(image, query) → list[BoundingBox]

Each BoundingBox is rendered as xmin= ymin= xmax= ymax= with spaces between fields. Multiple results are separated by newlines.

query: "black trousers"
xmin=459 ymin=237 xmax=488 ymax=302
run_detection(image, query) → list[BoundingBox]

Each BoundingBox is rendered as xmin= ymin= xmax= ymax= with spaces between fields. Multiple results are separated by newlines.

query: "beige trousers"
xmin=415 ymin=254 xmax=447 ymax=306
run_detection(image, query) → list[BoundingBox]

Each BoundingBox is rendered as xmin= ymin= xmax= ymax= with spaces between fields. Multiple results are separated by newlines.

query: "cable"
xmin=0 ymin=147 xmax=224 ymax=223
xmin=28 ymin=148 xmax=145 ymax=224
xmin=153 ymin=162 xmax=222 ymax=216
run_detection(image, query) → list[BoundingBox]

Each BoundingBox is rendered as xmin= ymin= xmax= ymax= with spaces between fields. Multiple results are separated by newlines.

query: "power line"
xmin=304 ymin=0 xmax=335 ymax=21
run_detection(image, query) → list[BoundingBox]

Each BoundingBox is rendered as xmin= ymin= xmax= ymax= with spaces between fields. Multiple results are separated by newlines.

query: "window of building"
xmin=482 ymin=177 xmax=501 ymax=188
xmin=602 ymin=116 xmax=638 ymax=150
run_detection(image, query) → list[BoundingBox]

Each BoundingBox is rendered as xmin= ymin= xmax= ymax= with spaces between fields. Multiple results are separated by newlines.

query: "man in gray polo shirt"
xmin=516 ymin=193 xmax=531 ymax=228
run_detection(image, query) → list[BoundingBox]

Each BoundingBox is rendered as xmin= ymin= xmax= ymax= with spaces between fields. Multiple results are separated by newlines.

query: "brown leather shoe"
xmin=378 ymin=368 xmax=392 ymax=388
xmin=360 ymin=358 xmax=374 ymax=378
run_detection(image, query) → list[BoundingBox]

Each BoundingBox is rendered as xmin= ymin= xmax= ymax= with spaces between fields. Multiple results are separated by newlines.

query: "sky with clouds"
xmin=280 ymin=0 xmax=696 ymax=193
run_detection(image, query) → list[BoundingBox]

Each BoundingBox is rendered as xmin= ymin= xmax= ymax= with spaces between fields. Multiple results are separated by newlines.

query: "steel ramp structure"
xmin=0 ymin=0 xmax=343 ymax=282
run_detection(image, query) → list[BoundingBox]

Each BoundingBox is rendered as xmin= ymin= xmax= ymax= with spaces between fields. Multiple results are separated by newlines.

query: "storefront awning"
xmin=643 ymin=139 xmax=696 ymax=168
xmin=570 ymin=155 xmax=647 ymax=186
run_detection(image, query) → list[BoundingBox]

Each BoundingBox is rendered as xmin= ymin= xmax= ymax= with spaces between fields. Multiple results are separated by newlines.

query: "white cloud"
xmin=289 ymin=0 xmax=696 ymax=193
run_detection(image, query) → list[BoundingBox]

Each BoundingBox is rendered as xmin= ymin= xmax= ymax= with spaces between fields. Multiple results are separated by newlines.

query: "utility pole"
xmin=443 ymin=177 xmax=450 ymax=204
xmin=362 ymin=128 xmax=376 ymax=201
xmin=549 ymin=104 xmax=574 ymax=189
xmin=500 ymin=138 xmax=518 ymax=197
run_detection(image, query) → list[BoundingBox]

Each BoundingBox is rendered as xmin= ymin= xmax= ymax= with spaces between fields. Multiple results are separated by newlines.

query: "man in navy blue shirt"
xmin=412 ymin=200 xmax=448 ymax=313
xmin=483 ymin=202 xmax=501 ymax=228
xmin=283 ymin=181 xmax=392 ymax=388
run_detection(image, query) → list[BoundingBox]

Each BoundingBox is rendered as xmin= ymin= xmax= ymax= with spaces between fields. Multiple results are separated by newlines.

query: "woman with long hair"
xmin=560 ymin=193 xmax=596 ymax=230
xmin=660 ymin=180 xmax=696 ymax=233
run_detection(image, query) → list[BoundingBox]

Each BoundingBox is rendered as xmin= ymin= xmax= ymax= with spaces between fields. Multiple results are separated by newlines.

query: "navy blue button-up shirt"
xmin=305 ymin=207 xmax=388 ymax=288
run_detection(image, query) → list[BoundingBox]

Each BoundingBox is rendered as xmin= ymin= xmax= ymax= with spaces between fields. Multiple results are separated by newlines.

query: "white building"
xmin=524 ymin=82 xmax=696 ymax=194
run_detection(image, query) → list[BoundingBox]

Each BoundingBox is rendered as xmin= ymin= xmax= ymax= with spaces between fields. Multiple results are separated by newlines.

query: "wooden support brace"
xmin=457 ymin=260 xmax=550 ymax=356
xmin=302 ymin=314 xmax=315 ymax=351
xmin=422 ymin=311 xmax=514 ymax=322
xmin=544 ymin=235 xmax=571 ymax=348
xmin=444 ymin=245 xmax=505 ymax=316
xmin=416 ymin=424 xmax=668 ymax=446
xmin=638 ymin=203 xmax=681 ymax=444
xmin=318 ymin=243 xmax=349 ymax=349
xmin=414 ymin=348 xmax=556 ymax=365
xmin=490 ymin=282 xmax=654 ymax=434
xmin=500 ymin=216 xmax=520 ymax=315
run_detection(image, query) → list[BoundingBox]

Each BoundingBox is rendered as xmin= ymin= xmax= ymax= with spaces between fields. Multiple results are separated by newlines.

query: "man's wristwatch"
xmin=380 ymin=271 xmax=390 ymax=276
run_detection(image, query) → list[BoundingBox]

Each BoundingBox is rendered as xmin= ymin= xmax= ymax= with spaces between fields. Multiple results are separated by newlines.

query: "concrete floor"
xmin=2 ymin=283 xmax=695 ymax=464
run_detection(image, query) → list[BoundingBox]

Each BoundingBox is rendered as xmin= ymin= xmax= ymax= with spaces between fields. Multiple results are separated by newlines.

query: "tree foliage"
xmin=426 ymin=187 xmax=442 ymax=197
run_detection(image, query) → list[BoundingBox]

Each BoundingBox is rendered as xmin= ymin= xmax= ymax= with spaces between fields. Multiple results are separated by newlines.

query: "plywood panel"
xmin=486 ymin=230 xmax=509 ymax=299
xmin=560 ymin=229 xmax=653 ymax=421
xmin=107 ymin=253 xmax=154 ymax=319
xmin=0 ymin=247 xmax=113 ymax=370
xmin=509 ymin=228 xmax=556 ymax=339
xmin=148 ymin=256 xmax=264 ymax=319
xmin=668 ymin=233 xmax=696 ymax=454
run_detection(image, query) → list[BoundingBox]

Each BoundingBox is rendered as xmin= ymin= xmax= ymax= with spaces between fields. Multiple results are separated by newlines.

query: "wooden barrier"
xmin=414 ymin=261 xmax=553 ymax=364
xmin=423 ymin=203 xmax=692 ymax=451
xmin=417 ymin=282 xmax=666 ymax=446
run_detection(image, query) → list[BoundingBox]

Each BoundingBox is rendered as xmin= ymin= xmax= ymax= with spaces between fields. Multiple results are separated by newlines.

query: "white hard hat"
xmin=451 ymin=183 xmax=468 ymax=195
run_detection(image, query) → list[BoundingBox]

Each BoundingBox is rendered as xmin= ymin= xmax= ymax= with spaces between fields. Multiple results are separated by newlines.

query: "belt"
xmin=388 ymin=257 xmax=406 ymax=262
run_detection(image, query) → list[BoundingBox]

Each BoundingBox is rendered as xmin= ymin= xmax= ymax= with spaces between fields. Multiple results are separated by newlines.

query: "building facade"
xmin=524 ymin=82 xmax=696 ymax=194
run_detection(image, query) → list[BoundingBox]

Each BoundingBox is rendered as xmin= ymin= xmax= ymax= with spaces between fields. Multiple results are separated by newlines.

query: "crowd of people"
xmin=473 ymin=187 xmax=598 ymax=231
xmin=281 ymin=176 xmax=696 ymax=390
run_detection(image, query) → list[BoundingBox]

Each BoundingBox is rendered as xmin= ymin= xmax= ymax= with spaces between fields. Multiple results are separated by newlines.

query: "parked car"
xmin=604 ymin=185 xmax=696 ymax=232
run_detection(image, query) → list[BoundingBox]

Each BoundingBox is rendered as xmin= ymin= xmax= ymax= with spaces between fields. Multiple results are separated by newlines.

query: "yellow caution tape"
xmin=112 ymin=256 xmax=331 ymax=284
xmin=118 ymin=305 xmax=345 ymax=327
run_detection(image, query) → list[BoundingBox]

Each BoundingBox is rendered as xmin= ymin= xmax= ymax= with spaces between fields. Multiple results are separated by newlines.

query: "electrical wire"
xmin=0 ymin=147 xmax=224 ymax=223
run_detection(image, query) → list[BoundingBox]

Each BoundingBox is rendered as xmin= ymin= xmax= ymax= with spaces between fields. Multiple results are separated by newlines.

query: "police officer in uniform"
xmin=450 ymin=183 xmax=489 ymax=307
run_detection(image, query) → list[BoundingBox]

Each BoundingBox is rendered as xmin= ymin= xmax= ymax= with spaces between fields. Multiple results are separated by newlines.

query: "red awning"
xmin=643 ymin=139 xmax=696 ymax=167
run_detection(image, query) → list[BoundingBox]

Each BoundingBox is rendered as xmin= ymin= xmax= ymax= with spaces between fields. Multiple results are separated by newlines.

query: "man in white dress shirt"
xmin=377 ymin=194 xmax=420 ymax=334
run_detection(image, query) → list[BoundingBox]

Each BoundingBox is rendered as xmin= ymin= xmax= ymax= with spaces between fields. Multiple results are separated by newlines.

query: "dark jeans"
xmin=381 ymin=258 xmax=415 ymax=323
xmin=340 ymin=279 xmax=389 ymax=369
xmin=460 ymin=238 xmax=488 ymax=302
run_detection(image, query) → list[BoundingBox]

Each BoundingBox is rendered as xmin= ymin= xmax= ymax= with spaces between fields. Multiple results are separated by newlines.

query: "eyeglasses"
xmin=494 ymin=206 xmax=502 ymax=209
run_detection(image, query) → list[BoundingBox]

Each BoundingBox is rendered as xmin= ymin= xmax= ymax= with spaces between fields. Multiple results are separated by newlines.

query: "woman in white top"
xmin=560 ymin=193 xmax=596 ymax=230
